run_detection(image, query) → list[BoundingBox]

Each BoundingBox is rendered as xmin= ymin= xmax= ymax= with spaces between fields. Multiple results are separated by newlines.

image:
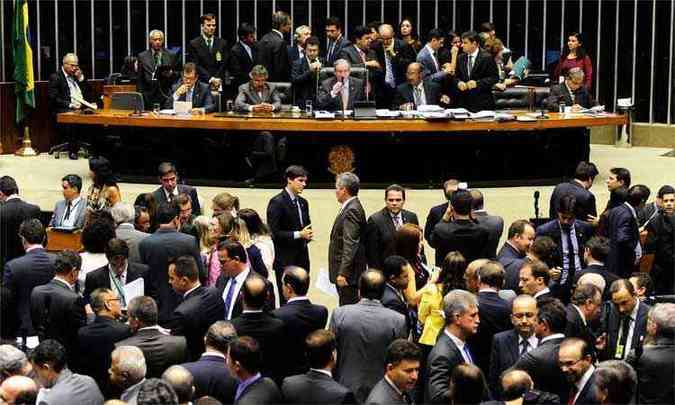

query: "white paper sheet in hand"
xmin=316 ymin=267 xmax=339 ymax=298
xmin=123 ymin=278 xmax=145 ymax=306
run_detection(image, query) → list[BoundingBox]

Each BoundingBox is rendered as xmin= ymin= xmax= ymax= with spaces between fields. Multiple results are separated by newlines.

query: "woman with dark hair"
xmin=86 ymin=156 xmax=120 ymax=211
xmin=398 ymin=18 xmax=422 ymax=54
xmin=438 ymin=30 xmax=462 ymax=76
xmin=553 ymin=32 xmax=593 ymax=90
xmin=238 ymin=208 xmax=275 ymax=276
xmin=394 ymin=223 xmax=431 ymax=304
xmin=79 ymin=212 xmax=116 ymax=290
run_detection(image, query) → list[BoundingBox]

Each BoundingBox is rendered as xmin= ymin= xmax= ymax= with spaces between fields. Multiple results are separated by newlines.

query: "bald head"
xmin=0 ymin=375 xmax=38 ymax=404
xmin=242 ymin=274 xmax=268 ymax=310
xmin=406 ymin=62 xmax=423 ymax=86
xmin=464 ymin=259 xmax=488 ymax=293
xmin=162 ymin=365 xmax=194 ymax=404
xmin=501 ymin=369 xmax=533 ymax=400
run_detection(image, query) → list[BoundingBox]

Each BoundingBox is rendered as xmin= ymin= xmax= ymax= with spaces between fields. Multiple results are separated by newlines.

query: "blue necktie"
xmin=223 ymin=278 xmax=237 ymax=319
xmin=463 ymin=345 xmax=474 ymax=364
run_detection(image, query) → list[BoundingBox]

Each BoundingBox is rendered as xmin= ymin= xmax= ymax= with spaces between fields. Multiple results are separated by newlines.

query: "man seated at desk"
xmin=316 ymin=59 xmax=365 ymax=112
xmin=545 ymin=67 xmax=595 ymax=112
xmin=393 ymin=62 xmax=448 ymax=110
xmin=164 ymin=62 xmax=216 ymax=113
xmin=234 ymin=65 xmax=282 ymax=113
xmin=49 ymin=174 xmax=87 ymax=230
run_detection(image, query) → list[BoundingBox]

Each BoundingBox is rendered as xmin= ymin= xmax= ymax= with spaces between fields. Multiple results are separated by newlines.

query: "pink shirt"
xmin=554 ymin=55 xmax=593 ymax=90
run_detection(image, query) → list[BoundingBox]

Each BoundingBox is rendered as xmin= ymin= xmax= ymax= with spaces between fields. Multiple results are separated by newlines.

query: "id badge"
xmin=216 ymin=51 xmax=222 ymax=62
xmin=615 ymin=344 xmax=625 ymax=359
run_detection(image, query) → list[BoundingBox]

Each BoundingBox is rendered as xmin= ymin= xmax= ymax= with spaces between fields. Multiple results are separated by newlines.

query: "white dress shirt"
xmin=445 ymin=329 xmax=473 ymax=364
xmin=60 ymin=196 xmax=83 ymax=228
xmin=222 ymin=267 xmax=250 ymax=319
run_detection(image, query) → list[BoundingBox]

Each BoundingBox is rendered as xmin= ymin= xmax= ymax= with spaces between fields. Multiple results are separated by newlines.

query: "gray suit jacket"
xmin=115 ymin=223 xmax=150 ymax=264
xmin=365 ymin=378 xmax=409 ymax=404
xmin=417 ymin=46 xmax=447 ymax=82
xmin=49 ymin=199 xmax=87 ymax=229
xmin=115 ymin=327 xmax=188 ymax=378
xmin=473 ymin=210 xmax=505 ymax=259
xmin=38 ymin=368 xmax=104 ymax=405
xmin=234 ymin=82 xmax=282 ymax=112
xmin=316 ymin=77 xmax=366 ymax=111
xmin=329 ymin=299 xmax=407 ymax=403
xmin=328 ymin=197 xmax=368 ymax=285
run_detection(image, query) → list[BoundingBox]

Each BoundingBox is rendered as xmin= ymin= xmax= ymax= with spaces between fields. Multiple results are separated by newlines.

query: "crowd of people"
xmin=0 ymin=155 xmax=673 ymax=405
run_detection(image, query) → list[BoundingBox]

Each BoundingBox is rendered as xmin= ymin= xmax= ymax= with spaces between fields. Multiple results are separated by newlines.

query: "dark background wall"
xmin=1 ymin=0 xmax=674 ymax=124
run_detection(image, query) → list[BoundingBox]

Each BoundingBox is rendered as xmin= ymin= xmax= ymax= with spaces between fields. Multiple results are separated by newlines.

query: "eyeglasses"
xmin=106 ymin=298 xmax=121 ymax=303
xmin=559 ymin=358 xmax=583 ymax=368
xmin=512 ymin=312 xmax=536 ymax=319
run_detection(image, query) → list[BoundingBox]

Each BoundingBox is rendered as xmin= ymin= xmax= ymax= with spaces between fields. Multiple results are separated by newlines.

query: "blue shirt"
xmin=234 ymin=372 xmax=262 ymax=400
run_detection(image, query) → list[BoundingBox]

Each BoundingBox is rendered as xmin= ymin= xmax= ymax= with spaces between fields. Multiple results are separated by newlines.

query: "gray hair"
xmin=577 ymin=272 xmax=606 ymax=293
xmin=90 ymin=288 xmax=114 ymax=314
xmin=378 ymin=24 xmax=394 ymax=36
xmin=333 ymin=58 xmax=351 ymax=70
xmin=336 ymin=172 xmax=360 ymax=196
xmin=110 ymin=202 xmax=135 ymax=225
xmin=112 ymin=346 xmax=147 ymax=383
xmin=649 ymin=303 xmax=675 ymax=339
xmin=62 ymin=53 xmax=78 ymax=64
xmin=294 ymin=25 xmax=311 ymax=40
xmin=149 ymin=29 xmax=165 ymax=41
xmin=249 ymin=64 xmax=269 ymax=78
xmin=443 ymin=289 xmax=479 ymax=324
xmin=0 ymin=345 xmax=28 ymax=380
xmin=162 ymin=365 xmax=194 ymax=403
xmin=567 ymin=67 xmax=585 ymax=81
xmin=128 ymin=296 xmax=159 ymax=327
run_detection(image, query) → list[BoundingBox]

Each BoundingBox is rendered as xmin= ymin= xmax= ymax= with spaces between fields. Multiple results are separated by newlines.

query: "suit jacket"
xmin=162 ymin=286 xmax=224 ymax=361
xmin=115 ymin=223 xmax=150 ymax=264
xmin=49 ymin=198 xmax=87 ymax=229
xmin=365 ymin=377 xmax=409 ymax=405
xmin=137 ymin=48 xmax=180 ymax=108
xmin=645 ymin=212 xmax=675 ymax=293
xmin=603 ymin=300 xmax=649 ymax=361
xmin=272 ymin=298 xmax=328 ymax=377
xmin=513 ymin=336 xmax=570 ymax=403
xmin=166 ymin=81 xmax=216 ymax=113
xmin=266 ymin=190 xmax=311 ymax=271
xmin=574 ymin=264 xmax=619 ymax=300
xmin=3 ymin=247 xmax=55 ymax=337
xmin=392 ymin=80 xmax=443 ymax=109
xmin=330 ymin=299 xmax=407 ymax=403
xmin=366 ymin=208 xmax=419 ymax=269
xmin=606 ymin=204 xmax=640 ymax=278
xmin=0 ymin=197 xmax=41 ymax=268
xmin=255 ymin=31 xmax=291 ymax=82
xmin=469 ymin=291 xmax=512 ymax=374
xmin=497 ymin=242 xmax=527 ymax=291
xmin=116 ymin=327 xmax=188 ymax=378
xmin=425 ymin=331 xmax=465 ymax=404
xmin=291 ymin=56 xmax=323 ymax=107
xmin=186 ymin=35 xmax=230 ymax=83
xmin=430 ymin=219 xmax=490 ymax=266
xmin=215 ymin=272 xmax=277 ymax=319
xmin=83 ymin=262 xmax=147 ymax=303
xmin=230 ymin=41 xmax=257 ymax=88
xmin=565 ymin=304 xmax=597 ymax=355
xmin=452 ymin=50 xmax=499 ymax=112
xmin=488 ymin=329 xmax=522 ymax=398
xmin=47 ymin=69 xmax=94 ymax=115
xmin=328 ymin=197 xmax=368 ymax=285
xmin=573 ymin=370 xmax=601 ymax=405
xmin=77 ymin=316 xmax=132 ymax=386
xmin=424 ymin=202 xmax=449 ymax=243
xmin=337 ymin=45 xmax=378 ymax=70
xmin=474 ymin=211 xmax=505 ymax=259
xmin=282 ymin=369 xmax=356 ymax=404
xmin=381 ymin=284 xmax=411 ymax=334
xmin=231 ymin=311 xmax=286 ymax=383
xmin=316 ymin=76 xmax=366 ymax=112
xmin=324 ymin=36 xmax=351 ymax=65
xmin=235 ymin=376 xmax=282 ymax=405
xmin=545 ymin=83 xmax=595 ymax=111
xmin=181 ymin=354 xmax=239 ymax=405
xmin=417 ymin=45 xmax=448 ymax=82
xmin=138 ymin=228 xmax=204 ymax=322
xmin=287 ymin=44 xmax=304 ymax=64
xmin=634 ymin=338 xmax=675 ymax=404
xmin=151 ymin=184 xmax=202 ymax=216
xmin=39 ymin=368 xmax=104 ymax=405
xmin=234 ymin=82 xmax=282 ymax=112
xmin=549 ymin=181 xmax=597 ymax=221
xmin=372 ymin=39 xmax=415 ymax=87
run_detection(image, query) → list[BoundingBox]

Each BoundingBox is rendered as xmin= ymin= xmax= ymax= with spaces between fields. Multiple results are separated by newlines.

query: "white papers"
xmin=469 ymin=110 xmax=496 ymax=119
xmin=445 ymin=108 xmax=470 ymax=114
xmin=123 ymin=278 xmax=144 ymax=306
xmin=71 ymin=94 xmax=98 ymax=110
xmin=516 ymin=115 xmax=537 ymax=122
xmin=417 ymin=104 xmax=444 ymax=112
xmin=376 ymin=109 xmax=400 ymax=118
xmin=316 ymin=268 xmax=338 ymax=298
xmin=159 ymin=109 xmax=176 ymax=115
xmin=617 ymin=98 xmax=633 ymax=108
xmin=174 ymin=101 xmax=192 ymax=115
xmin=314 ymin=111 xmax=336 ymax=119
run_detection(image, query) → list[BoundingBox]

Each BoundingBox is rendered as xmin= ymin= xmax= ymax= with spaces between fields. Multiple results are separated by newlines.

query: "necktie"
xmin=520 ymin=339 xmax=530 ymax=355
xmin=384 ymin=53 xmax=395 ymax=88
xmin=64 ymin=201 xmax=72 ymax=220
xmin=565 ymin=228 xmax=576 ymax=285
xmin=112 ymin=273 xmax=126 ymax=307
xmin=207 ymin=38 xmax=213 ymax=50
xmin=155 ymin=52 xmax=162 ymax=68
xmin=462 ymin=345 xmax=474 ymax=364
xmin=616 ymin=316 xmax=631 ymax=359
xmin=393 ymin=215 xmax=402 ymax=230
xmin=293 ymin=198 xmax=304 ymax=227
xmin=431 ymin=51 xmax=439 ymax=71
xmin=468 ymin=55 xmax=474 ymax=78
xmin=341 ymin=83 xmax=349 ymax=111
xmin=186 ymin=87 xmax=193 ymax=103
xmin=415 ymin=86 xmax=424 ymax=107
xmin=402 ymin=392 xmax=414 ymax=405
xmin=568 ymin=386 xmax=578 ymax=405
xmin=223 ymin=278 xmax=237 ymax=319
xmin=328 ymin=41 xmax=336 ymax=62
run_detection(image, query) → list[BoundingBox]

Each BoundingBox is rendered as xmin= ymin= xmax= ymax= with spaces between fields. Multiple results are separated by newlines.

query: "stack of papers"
xmin=417 ymin=104 xmax=444 ymax=112
xmin=159 ymin=109 xmax=176 ymax=115
xmin=376 ymin=109 xmax=400 ymax=118
xmin=314 ymin=111 xmax=336 ymax=119
xmin=469 ymin=110 xmax=496 ymax=120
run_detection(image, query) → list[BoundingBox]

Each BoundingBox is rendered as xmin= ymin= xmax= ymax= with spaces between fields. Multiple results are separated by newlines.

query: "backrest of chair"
xmin=269 ymin=82 xmax=293 ymax=109
xmin=111 ymin=92 xmax=145 ymax=111
xmin=319 ymin=66 xmax=368 ymax=83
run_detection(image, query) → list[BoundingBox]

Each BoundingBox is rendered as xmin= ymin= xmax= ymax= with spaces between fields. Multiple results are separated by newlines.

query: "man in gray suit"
xmin=109 ymin=345 xmax=147 ymax=405
xmin=365 ymin=339 xmax=421 ymax=405
xmin=29 ymin=339 xmax=104 ymax=405
xmin=110 ymin=203 xmax=149 ymax=264
xmin=470 ymin=189 xmax=504 ymax=259
xmin=329 ymin=172 xmax=368 ymax=306
xmin=330 ymin=269 xmax=407 ymax=403
xmin=49 ymin=174 xmax=86 ymax=230
xmin=316 ymin=59 xmax=365 ymax=112
xmin=417 ymin=29 xmax=453 ymax=82
xmin=234 ymin=65 xmax=282 ymax=112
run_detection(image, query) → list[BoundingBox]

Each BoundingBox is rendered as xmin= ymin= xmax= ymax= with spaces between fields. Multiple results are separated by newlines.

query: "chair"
xmin=268 ymin=82 xmax=293 ymax=111
xmin=493 ymin=86 xmax=550 ymax=110
xmin=318 ymin=66 xmax=368 ymax=83
xmin=110 ymin=92 xmax=145 ymax=111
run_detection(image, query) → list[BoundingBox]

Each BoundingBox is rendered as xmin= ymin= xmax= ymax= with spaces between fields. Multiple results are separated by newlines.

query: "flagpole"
xmin=15 ymin=126 xmax=38 ymax=157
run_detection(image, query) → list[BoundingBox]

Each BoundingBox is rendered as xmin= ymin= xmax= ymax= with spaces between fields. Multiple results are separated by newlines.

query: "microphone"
xmin=534 ymin=191 xmax=540 ymax=219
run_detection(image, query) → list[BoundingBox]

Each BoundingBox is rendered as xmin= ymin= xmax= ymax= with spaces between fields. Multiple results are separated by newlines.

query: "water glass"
xmin=305 ymin=100 xmax=313 ymax=115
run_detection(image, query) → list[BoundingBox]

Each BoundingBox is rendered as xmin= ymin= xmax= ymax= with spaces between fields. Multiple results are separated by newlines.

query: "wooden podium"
xmin=46 ymin=229 xmax=83 ymax=252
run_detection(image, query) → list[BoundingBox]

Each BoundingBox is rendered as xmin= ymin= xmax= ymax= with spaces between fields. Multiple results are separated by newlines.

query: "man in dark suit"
xmin=181 ymin=321 xmax=239 ymax=404
xmin=549 ymin=161 xmax=599 ymax=221
xmin=381 ymin=256 xmax=412 ymax=333
xmin=643 ymin=185 xmax=675 ymax=294
xmin=425 ymin=290 xmax=479 ymax=404
xmin=566 ymin=283 xmax=603 ymax=353
xmin=336 ymin=25 xmax=381 ymax=99
xmin=48 ymin=174 xmax=87 ymax=229
xmin=164 ymin=62 xmax=216 ymax=113
xmin=230 ymin=23 xmax=258 ymax=89
xmin=513 ymin=298 xmax=571 ymax=403
xmin=231 ymin=274 xmax=285 ymax=384
xmin=151 ymin=162 xmax=201 ymax=216
xmin=545 ymin=67 xmax=595 ymax=111
xmin=288 ymin=25 xmax=312 ymax=64
xmin=0 ymin=176 xmax=41 ymax=269
xmin=366 ymin=339 xmax=420 ymax=405
xmin=366 ymin=184 xmax=420 ymax=269
xmin=497 ymin=220 xmax=536 ymax=291
xmin=185 ymin=13 xmax=230 ymax=90
xmin=328 ymin=172 xmax=368 ymax=306
xmin=228 ymin=336 xmax=282 ymax=405
xmin=281 ymin=329 xmax=356 ymax=404
xmin=116 ymin=296 xmax=188 ymax=378
xmin=519 ymin=259 xmax=553 ymax=302
xmin=324 ymin=17 xmax=351 ymax=65
xmin=430 ymin=189 xmax=490 ymax=265
xmin=77 ymin=288 xmax=132 ymax=393
xmin=606 ymin=186 xmax=642 ymax=278
xmin=452 ymin=31 xmax=499 ymax=112
xmin=139 ymin=201 xmax=205 ymax=322
xmin=30 ymin=250 xmax=86 ymax=368
xmin=468 ymin=261 xmax=512 ymax=375
xmin=291 ymin=37 xmax=323 ymax=108
xmin=601 ymin=279 xmax=649 ymax=361
xmin=3 ymin=219 xmax=54 ymax=339
xmin=266 ymin=166 xmax=313 ymax=305
xmin=559 ymin=338 xmax=601 ymax=405
xmin=371 ymin=24 xmax=415 ymax=108
xmin=424 ymin=179 xmax=459 ymax=243
xmin=162 ymin=256 xmax=224 ymax=361
xmin=234 ymin=65 xmax=283 ymax=112
xmin=316 ymin=59 xmax=366 ymax=112
xmin=575 ymin=237 xmax=619 ymax=299
xmin=272 ymin=266 xmax=328 ymax=377
xmin=392 ymin=62 xmax=444 ymax=109
xmin=470 ymin=189 xmax=504 ymax=259
xmin=255 ymin=11 xmax=292 ymax=82
xmin=137 ymin=29 xmax=180 ymax=109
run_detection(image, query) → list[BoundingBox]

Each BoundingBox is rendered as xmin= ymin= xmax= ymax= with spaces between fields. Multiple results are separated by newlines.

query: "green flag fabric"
xmin=12 ymin=0 xmax=36 ymax=124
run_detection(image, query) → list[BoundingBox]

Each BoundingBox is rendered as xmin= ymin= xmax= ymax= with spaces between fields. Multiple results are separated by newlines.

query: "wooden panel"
xmin=46 ymin=229 xmax=83 ymax=252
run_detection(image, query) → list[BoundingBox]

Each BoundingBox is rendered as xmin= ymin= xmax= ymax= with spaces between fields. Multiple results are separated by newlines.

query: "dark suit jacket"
xmin=266 ymin=190 xmax=311 ymax=271
xmin=328 ymin=197 xmax=368 ymax=285
xmin=231 ymin=311 xmax=286 ymax=384
xmin=645 ymin=212 xmax=675 ymax=294
xmin=381 ymin=284 xmax=411 ymax=333
xmin=83 ymin=262 xmax=147 ymax=303
xmin=603 ymin=300 xmax=649 ymax=361
xmin=424 ymin=202 xmax=449 ymax=243
xmin=549 ymin=181 xmax=597 ymax=220
xmin=371 ymin=39 xmax=415 ymax=87
xmin=3 ymin=248 xmax=55 ymax=336
xmin=366 ymin=208 xmax=419 ymax=269
xmin=282 ymin=369 xmax=356 ymax=404
xmin=452 ymin=50 xmax=499 ymax=112
xmin=474 ymin=211 xmax=505 ymax=259
xmin=230 ymin=41 xmax=257 ymax=88
xmin=235 ymin=376 xmax=282 ymax=405
xmin=430 ymin=219 xmax=490 ymax=266
xmin=287 ymin=44 xmax=304 ymax=64
xmin=166 ymin=81 xmax=216 ymax=113
xmin=488 ymin=329 xmax=521 ymax=398
xmin=316 ymin=76 xmax=366 ymax=111
xmin=565 ymin=304 xmax=597 ymax=355
xmin=291 ymin=56 xmax=324 ymax=107
xmin=469 ymin=291 xmax=512 ymax=374
xmin=573 ymin=371 xmax=600 ymax=405
xmin=497 ymin=243 xmax=527 ymax=291
xmin=606 ymin=204 xmax=639 ymax=278
xmin=162 ymin=286 xmax=224 ymax=361
xmin=215 ymin=273 xmax=277 ymax=319
xmin=271 ymin=298 xmax=328 ymax=377
xmin=47 ymin=69 xmax=94 ymax=115
xmin=324 ymin=36 xmax=351 ymax=65
xmin=0 ymin=198 xmax=41 ymax=268
xmin=425 ymin=331 xmax=465 ymax=404
xmin=545 ymin=83 xmax=595 ymax=111
xmin=115 ymin=327 xmax=188 ymax=378
xmin=77 ymin=316 xmax=132 ymax=387
xmin=634 ymin=338 xmax=675 ymax=404
xmin=185 ymin=35 xmax=230 ymax=83
xmin=392 ymin=80 xmax=442 ymax=109
xmin=181 ymin=354 xmax=239 ymax=405
xmin=365 ymin=377 xmax=409 ymax=404
xmin=137 ymin=48 xmax=180 ymax=108
xmin=513 ymin=336 xmax=570 ymax=403
xmin=138 ymin=228 xmax=204 ymax=322
xmin=337 ymin=45 xmax=378 ymax=70
xmin=151 ymin=184 xmax=202 ymax=216
xmin=256 ymin=31 xmax=291 ymax=82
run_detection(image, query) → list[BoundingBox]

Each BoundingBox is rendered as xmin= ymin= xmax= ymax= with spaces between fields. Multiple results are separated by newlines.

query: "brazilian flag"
xmin=12 ymin=0 xmax=36 ymax=124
